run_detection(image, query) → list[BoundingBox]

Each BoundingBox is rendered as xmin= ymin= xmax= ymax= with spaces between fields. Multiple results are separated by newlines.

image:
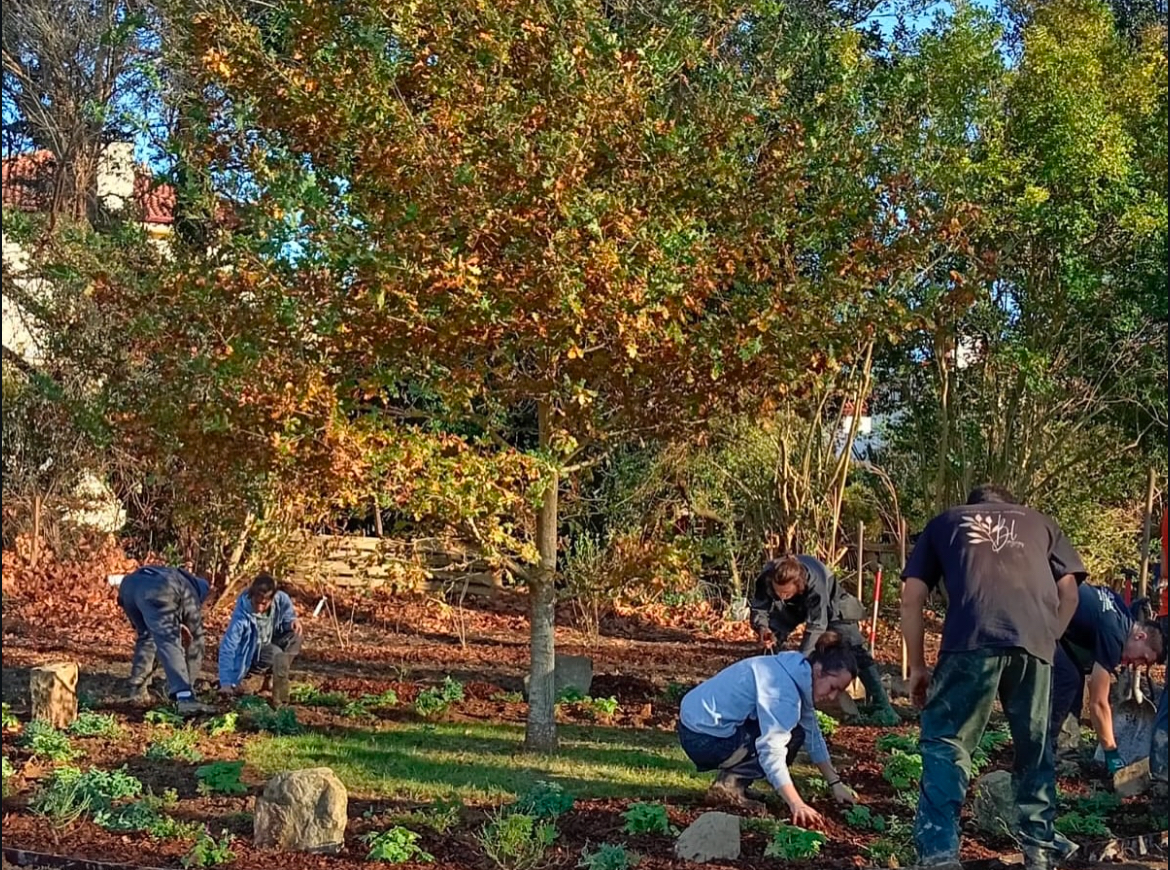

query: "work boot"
xmin=259 ymin=673 xmax=273 ymax=694
xmin=126 ymin=683 xmax=150 ymax=704
xmin=1023 ymin=834 xmax=1079 ymax=870
xmin=858 ymin=663 xmax=901 ymax=726
xmin=707 ymin=772 xmax=766 ymax=813
xmin=176 ymin=697 xmax=217 ymax=717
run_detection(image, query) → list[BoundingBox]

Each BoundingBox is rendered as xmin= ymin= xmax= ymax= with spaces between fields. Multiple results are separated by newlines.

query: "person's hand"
xmin=1104 ymin=748 xmax=1125 ymax=774
xmin=180 ymin=625 xmax=193 ymax=649
xmin=909 ymin=665 xmax=932 ymax=709
xmin=788 ymin=801 xmax=823 ymax=828
xmin=830 ymin=782 xmax=858 ymax=806
xmin=291 ymin=618 xmax=303 ymax=636
xmin=758 ymin=627 xmax=776 ymax=651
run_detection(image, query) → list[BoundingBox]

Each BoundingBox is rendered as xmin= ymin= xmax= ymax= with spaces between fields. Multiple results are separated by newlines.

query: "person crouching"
xmin=218 ymin=573 xmax=303 ymax=697
xmin=676 ymin=632 xmax=859 ymax=824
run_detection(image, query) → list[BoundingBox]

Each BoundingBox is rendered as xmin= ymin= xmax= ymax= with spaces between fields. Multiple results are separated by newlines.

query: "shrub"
xmin=579 ymin=843 xmax=638 ymax=870
xmin=145 ymin=708 xmax=184 ymax=727
xmin=621 ymin=802 xmax=675 ymax=836
xmin=146 ymin=729 xmax=203 ymax=762
xmin=365 ymin=826 xmax=436 ymax=863
xmin=478 ymin=811 xmax=558 ymax=870
xmin=515 ymin=780 xmax=575 ymax=819
xmin=815 ymin=711 xmax=839 ymax=738
xmin=31 ymin=765 xmax=143 ymax=826
xmin=196 ymin=761 xmax=248 ymax=796
xmin=18 ymin=721 xmax=79 ymax=762
xmin=181 ymin=831 xmax=236 ymax=867
xmin=68 ymin=712 xmax=122 ymax=738
xmin=763 ymin=824 xmax=827 ymax=860
xmin=203 ymin=713 xmax=238 ymax=737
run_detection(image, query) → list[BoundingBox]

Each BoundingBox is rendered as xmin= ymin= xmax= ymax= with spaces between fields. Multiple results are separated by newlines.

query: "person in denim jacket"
xmin=218 ymin=573 xmax=303 ymax=696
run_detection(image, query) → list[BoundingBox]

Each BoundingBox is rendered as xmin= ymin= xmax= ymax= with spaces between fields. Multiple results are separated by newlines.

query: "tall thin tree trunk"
xmin=524 ymin=400 xmax=559 ymax=753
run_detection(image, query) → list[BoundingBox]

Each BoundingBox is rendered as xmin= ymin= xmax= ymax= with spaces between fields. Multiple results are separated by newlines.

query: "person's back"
xmin=910 ymin=498 xmax=1083 ymax=662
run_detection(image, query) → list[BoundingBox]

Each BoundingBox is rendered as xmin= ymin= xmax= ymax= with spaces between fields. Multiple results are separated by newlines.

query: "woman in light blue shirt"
xmin=678 ymin=631 xmax=858 ymax=824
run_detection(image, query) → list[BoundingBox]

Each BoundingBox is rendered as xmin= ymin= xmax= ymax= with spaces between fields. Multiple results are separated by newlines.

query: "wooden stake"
xmin=856 ymin=521 xmax=865 ymax=600
xmin=372 ymin=498 xmax=384 ymax=538
xmin=1138 ymin=467 xmax=1157 ymax=600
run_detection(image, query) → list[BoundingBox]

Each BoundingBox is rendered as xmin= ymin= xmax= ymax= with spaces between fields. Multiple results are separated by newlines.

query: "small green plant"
xmin=414 ymin=677 xmax=464 ymax=719
xmin=579 ymin=843 xmax=638 ymax=870
xmin=800 ymin=775 xmax=828 ymax=796
xmin=875 ymin=732 xmax=920 ymax=755
xmin=360 ymin=689 xmax=400 ymax=709
xmin=882 ymin=749 xmax=923 ymax=791
xmin=203 ymin=712 xmax=239 ymax=737
xmin=556 ymin=686 xmax=589 ymax=704
xmin=196 ymin=761 xmax=248 ymax=796
xmin=94 ymin=790 xmax=191 ymax=837
xmin=145 ymin=708 xmax=183 ymax=728
xmin=1068 ymin=788 xmax=1121 ymax=815
xmin=586 ymin=696 xmax=619 ymax=719
xmin=662 ymin=682 xmax=692 ymax=703
xmin=2 ymin=755 xmax=16 ymax=797
xmin=364 ymin=826 xmax=435 ymax=863
xmin=478 ymin=811 xmax=558 ymax=870
xmin=763 ymin=824 xmax=827 ymax=860
xmin=181 ymin=830 xmax=236 ymax=867
xmin=18 ymin=721 xmax=79 ymax=762
xmin=2 ymin=703 xmax=19 ymax=730
xmin=816 ymin=710 xmax=839 ymax=738
xmin=31 ymin=765 xmax=144 ymax=826
xmin=491 ymin=691 xmax=525 ymax=703
xmin=843 ymin=805 xmax=885 ymax=831
xmin=865 ymin=821 xmax=915 ymax=869
xmin=290 ymin=683 xmax=349 ymax=707
xmin=237 ymin=698 xmax=302 ymax=735
xmin=979 ymin=727 xmax=1011 ymax=754
xmin=515 ymin=780 xmax=575 ymax=819
xmin=146 ymin=729 xmax=203 ymax=762
xmin=621 ymin=802 xmax=676 ymax=835
xmin=342 ymin=701 xmax=374 ymax=719
xmin=68 ymin=712 xmax=122 ymax=738
xmin=390 ymin=796 xmax=464 ymax=834
xmin=1055 ymin=811 xmax=1112 ymax=837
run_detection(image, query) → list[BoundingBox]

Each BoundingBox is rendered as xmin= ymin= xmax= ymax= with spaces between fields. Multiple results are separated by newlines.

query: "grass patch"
xmin=246 ymin=721 xmax=714 ymax=802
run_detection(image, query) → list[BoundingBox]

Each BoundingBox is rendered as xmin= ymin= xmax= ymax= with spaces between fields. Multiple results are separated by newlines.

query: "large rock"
xmin=971 ymin=770 xmax=1016 ymax=837
xmin=674 ymin=811 xmax=741 ymax=863
xmin=522 ymin=655 xmax=593 ymax=700
xmin=1056 ymin=713 xmax=1081 ymax=756
xmin=1112 ymin=758 xmax=1151 ymax=798
xmin=254 ymin=768 xmax=348 ymax=854
xmin=30 ymin=662 xmax=78 ymax=729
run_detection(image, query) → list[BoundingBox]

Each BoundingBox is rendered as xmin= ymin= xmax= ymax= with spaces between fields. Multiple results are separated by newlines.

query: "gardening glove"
xmin=830 ymin=782 xmax=858 ymax=806
xmin=1103 ymin=748 xmax=1126 ymax=774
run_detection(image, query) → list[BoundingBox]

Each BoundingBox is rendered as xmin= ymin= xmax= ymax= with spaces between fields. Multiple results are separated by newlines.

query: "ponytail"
xmin=806 ymin=630 xmax=859 ymax=678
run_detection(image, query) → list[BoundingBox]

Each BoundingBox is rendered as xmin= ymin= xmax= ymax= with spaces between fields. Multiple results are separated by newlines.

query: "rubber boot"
xmin=859 ymin=663 xmax=900 ymax=726
xmin=707 ymin=771 xmax=765 ymax=813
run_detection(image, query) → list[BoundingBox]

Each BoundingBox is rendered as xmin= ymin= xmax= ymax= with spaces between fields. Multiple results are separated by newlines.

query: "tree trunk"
xmin=524 ymin=401 xmax=559 ymax=753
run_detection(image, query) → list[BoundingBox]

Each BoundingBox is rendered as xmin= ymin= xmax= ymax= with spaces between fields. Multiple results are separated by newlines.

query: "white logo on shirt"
xmin=1095 ymin=588 xmax=1117 ymax=614
xmin=961 ymin=513 xmax=1025 ymax=553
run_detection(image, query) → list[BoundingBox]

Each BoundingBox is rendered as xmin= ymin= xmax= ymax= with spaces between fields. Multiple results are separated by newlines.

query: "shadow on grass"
xmin=244 ymin=720 xmax=712 ymax=802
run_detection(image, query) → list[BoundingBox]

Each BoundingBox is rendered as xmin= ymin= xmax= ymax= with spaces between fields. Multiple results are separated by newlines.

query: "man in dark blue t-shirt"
xmin=901 ymin=484 xmax=1085 ymax=870
xmin=1050 ymin=584 xmax=1164 ymax=772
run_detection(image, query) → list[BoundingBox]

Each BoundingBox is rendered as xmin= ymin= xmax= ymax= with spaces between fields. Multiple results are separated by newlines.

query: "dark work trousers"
xmin=249 ymin=628 xmax=303 ymax=676
xmin=915 ymin=649 xmax=1060 ymax=869
xmin=118 ymin=571 xmax=203 ymax=698
xmin=1047 ymin=644 xmax=1086 ymax=751
xmin=677 ymin=717 xmax=806 ymax=783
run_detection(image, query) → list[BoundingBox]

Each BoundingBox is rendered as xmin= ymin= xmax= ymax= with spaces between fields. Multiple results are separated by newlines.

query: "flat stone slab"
xmin=674 ymin=811 xmax=741 ymax=863
xmin=1113 ymin=757 xmax=1151 ymax=798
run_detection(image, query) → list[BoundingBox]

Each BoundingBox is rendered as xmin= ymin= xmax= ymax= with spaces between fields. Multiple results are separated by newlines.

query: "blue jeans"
xmin=915 ymin=649 xmax=1058 ymax=868
xmin=1047 ymin=644 xmax=1085 ymax=749
xmin=677 ymin=718 xmax=805 ymax=783
xmin=1152 ymin=683 xmax=1168 ymax=782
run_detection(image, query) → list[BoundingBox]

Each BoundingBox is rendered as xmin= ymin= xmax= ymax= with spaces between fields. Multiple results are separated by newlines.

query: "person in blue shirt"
xmin=676 ymin=631 xmax=859 ymax=823
xmin=1049 ymin=584 xmax=1164 ymax=773
xmin=218 ymin=573 xmax=303 ymax=696
xmin=117 ymin=565 xmax=216 ymax=715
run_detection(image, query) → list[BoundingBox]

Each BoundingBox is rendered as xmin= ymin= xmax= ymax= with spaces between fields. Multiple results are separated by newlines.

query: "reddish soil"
xmin=2 ymin=545 xmax=1166 ymax=870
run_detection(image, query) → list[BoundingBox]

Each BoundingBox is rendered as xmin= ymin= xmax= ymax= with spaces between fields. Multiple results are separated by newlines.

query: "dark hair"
xmin=250 ymin=573 xmax=278 ymax=599
xmin=761 ymin=556 xmax=808 ymax=594
xmin=1138 ymin=620 xmax=1165 ymax=657
xmin=966 ymin=484 xmax=1017 ymax=506
xmin=806 ymin=630 xmax=859 ymax=678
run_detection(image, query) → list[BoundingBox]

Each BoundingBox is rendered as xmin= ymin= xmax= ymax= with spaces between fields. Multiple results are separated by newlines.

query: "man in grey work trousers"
xmin=117 ymin=565 xmax=216 ymax=715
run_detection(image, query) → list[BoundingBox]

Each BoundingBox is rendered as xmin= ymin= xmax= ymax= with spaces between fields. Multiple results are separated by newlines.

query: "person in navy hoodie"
xmin=676 ymin=631 xmax=859 ymax=821
xmin=218 ymin=573 xmax=303 ymax=696
xmin=118 ymin=564 xmax=216 ymax=715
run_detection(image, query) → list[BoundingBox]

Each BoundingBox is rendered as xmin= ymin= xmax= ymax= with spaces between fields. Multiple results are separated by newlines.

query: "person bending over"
xmin=1050 ymin=583 xmax=1163 ymax=773
xmin=218 ymin=573 xmax=303 ymax=696
xmin=677 ymin=631 xmax=859 ymax=823
xmin=750 ymin=553 xmax=899 ymax=725
xmin=118 ymin=564 xmax=216 ymax=716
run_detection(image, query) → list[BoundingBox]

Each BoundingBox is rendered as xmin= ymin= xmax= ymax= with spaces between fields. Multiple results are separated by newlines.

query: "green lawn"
xmin=245 ymin=721 xmax=717 ymax=803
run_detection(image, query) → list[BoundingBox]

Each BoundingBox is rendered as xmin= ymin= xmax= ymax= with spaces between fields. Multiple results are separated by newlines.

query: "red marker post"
xmin=869 ymin=566 xmax=883 ymax=655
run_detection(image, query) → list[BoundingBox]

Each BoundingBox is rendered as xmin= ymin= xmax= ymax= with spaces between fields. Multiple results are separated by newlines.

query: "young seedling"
xmin=2 ymin=703 xmax=20 ymax=730
xmin=621 ymin=802 xmax=676 ymax=835
xmin=364 ymin=826 xmax=436 ymax=863
xmin=477 ymin=811 xmax=559 ymax=870
xmin=181 ymin=830 xmax=236 ymax=867
xmin=18 ymin=721 xmax=79 ymax=762
xmin=203 ymin=712 xmax=238 ymax=737
xmin=881 ymin=750 xmax=923 ymax=792
xmin=816 ymin=711 xmax=839 ymax=738
xmin=145 ymin=708 xmax=183 ymax=728
xmin=515 ymin=780 xmax=575 ymax=819
xmin=579 ymin=843 xmax=639 ymax=870
xmin=763 ymin=824 xmax=827 ymax=860
xmin=145 ymin=729 xmax=203 ymax=762
xmin=68 ymin=712 xmax=122 ymax=738
xmin=196 ymin=761 xmax=248 ymax=796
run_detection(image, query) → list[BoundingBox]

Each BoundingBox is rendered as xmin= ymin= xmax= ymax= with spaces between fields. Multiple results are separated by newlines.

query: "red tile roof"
xmin=2 ymin=149 xmax=174 ymax=225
